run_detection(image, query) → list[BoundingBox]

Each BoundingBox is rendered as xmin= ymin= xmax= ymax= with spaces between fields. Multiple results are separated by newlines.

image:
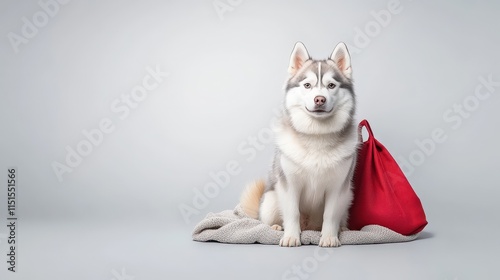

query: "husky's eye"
xmin=303 ymin=83 xmax=312 ymax=89
xmin=328 ymin=83 xmax=336 ymax=89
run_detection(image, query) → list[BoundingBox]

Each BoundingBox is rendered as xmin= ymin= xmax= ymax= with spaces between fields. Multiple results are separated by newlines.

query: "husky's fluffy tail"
xmin=239 ymin=179 xmax=266 ymax=219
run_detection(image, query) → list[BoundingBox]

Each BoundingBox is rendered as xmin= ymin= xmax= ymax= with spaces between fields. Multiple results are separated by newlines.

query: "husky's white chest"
xmin=275 ymin=126 xmax=357 ymax=172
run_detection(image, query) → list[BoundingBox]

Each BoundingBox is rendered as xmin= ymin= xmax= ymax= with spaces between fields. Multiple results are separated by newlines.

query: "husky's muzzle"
xmin=306 ymin=95 xmax=334 ymax=114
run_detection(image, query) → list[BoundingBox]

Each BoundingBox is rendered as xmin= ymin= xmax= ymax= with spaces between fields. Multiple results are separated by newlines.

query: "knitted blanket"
xmin=192 ymin=205 xmax=419 ymax=245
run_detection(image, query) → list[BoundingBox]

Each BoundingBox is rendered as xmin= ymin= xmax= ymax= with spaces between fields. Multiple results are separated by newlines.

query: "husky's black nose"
xmin=314 ymin=96 xmax=326 ymax=106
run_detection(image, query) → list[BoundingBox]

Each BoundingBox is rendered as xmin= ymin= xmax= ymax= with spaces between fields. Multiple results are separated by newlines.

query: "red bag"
xmin=348 ymin=120 xmax=427 ymax=235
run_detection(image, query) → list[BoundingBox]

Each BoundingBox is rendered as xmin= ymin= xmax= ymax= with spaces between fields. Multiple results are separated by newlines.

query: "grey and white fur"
xmin=240 ymin=42 xmax=359 ymax=247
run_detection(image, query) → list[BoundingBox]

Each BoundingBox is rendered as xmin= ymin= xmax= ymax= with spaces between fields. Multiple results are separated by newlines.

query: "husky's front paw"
xmin=319 ymin=235 xmax=341 ymax=247
xmin=279 ymin=235 xmax=301 ymax=247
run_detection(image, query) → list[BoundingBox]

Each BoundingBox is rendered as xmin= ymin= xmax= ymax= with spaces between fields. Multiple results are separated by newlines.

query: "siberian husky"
xmin=240 ymin=42 xmax=358 ymax=247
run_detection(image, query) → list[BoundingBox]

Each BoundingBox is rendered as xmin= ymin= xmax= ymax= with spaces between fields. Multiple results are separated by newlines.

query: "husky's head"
xmin=284 ymin=42 xmax=355 ymax=135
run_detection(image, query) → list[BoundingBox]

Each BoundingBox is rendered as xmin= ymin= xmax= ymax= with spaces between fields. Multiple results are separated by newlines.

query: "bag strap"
xmin=358 ymin=119 xmax=374 ymax=142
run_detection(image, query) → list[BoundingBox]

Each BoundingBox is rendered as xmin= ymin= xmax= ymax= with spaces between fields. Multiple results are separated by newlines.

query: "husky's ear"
xmin=288 ymin=42 xmax=310 ymax=75
xmin=330 ymin=42 xmax=352 ymax=79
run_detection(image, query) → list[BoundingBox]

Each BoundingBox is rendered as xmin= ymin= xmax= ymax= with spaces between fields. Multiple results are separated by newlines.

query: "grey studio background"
xmin=1 ymin=0 xmax=499 ymax=279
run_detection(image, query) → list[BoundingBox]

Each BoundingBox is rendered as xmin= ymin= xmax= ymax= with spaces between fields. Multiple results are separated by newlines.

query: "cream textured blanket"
xmin=192 ymin=205 xmax=418 ymax=245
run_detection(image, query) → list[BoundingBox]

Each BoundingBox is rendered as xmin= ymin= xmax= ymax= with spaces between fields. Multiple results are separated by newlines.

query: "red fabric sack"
xmin=348 ymin=120 xmax=428 ymax=235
